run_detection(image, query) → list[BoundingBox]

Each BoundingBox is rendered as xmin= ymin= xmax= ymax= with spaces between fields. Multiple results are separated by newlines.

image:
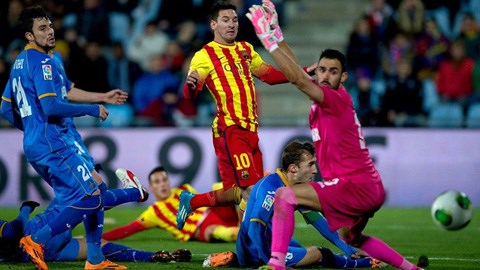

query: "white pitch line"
xmin=194 ymin=254 xmax=480 ymax=262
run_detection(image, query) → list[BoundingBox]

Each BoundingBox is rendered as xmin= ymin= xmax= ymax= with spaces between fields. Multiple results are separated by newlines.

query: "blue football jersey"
xmin=8 ymin=45 xmax=69 ymax=161
xmin=236 ymin=170 xmax=286 ymax=266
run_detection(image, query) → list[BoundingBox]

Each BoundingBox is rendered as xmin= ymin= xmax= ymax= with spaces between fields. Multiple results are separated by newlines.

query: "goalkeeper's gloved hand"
xmin=246 ymin=5 xmax=278 ymax=52
xmin=20 ymin=201 xmax=40 ymax=213
xmin=262 ymin=0 xmax=284 ymax=42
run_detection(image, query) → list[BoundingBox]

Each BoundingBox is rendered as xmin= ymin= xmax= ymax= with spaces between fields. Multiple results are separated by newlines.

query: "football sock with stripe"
xmin=102 ymin=242 xmax=155 ymax=262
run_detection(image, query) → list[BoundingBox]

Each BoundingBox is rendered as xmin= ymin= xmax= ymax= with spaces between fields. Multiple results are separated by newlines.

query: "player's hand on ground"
xmin=104 ymin=89 xmax=128 ymax=104
xmin=186 ymin=70 xmax=200 ymax=90
xmin=98 ymin=105 xmax=109 ymax=121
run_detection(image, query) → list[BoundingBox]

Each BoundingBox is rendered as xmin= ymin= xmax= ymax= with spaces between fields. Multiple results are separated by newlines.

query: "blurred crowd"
xmin=345 ymin=0 xmax=480 ymax=127
xmin=0 ymin=0 xmax=479 ymax=128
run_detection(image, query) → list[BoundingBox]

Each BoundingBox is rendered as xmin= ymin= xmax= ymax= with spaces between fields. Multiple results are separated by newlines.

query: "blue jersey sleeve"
xmin=39 ymin=95 xmax=99 ymax=118
xmin=1 ymin=80 xmax=24 ymax=130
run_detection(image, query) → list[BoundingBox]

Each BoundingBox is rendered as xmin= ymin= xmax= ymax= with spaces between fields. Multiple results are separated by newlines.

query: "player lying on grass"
xmin=103 ymin=166 xmax=239 ymax=243
xmin=203 ymin=140 xmax=386 ymax=268
xmin=0 ymin=171 xmax=192 ymax=264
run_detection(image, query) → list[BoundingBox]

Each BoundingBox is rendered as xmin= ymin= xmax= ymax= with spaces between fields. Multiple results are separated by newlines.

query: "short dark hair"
xmin=19 ymin=6 xmax=51 ymax=34
xmin=281 ymin=140 xmax=315 ymax=171
xmin=148 ymin=166 xmax=167 ymax=184
xmin=209 ymin=1 xmax=236 ymax=22
xmin=319 ymin=49 xmax=347 ymax=73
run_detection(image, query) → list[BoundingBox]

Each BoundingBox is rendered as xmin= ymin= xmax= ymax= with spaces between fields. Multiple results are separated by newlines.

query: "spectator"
xmin=0 ymin=0 xmax=24 ymax=54
xmin=132 ymin=54 xmax=180 ymax=126
xmin=346 ymin=15 xmax=381 ymax=84
xmin=127 ymin=20 xmax=170 ymax=71
xmin=74 ymin=41 xmax=111 ymax=92
xmin=130 ymin=0 xmax=162 ymax=39
xmin=413 ymin=16 xmax=450 ymax=80
xmin=382 ymin=32 xmax=414 ymax=77
xmin=107 ymin=42 xmax=142 ymax=94
xmin=349 ymin=70 xmax=382 ymax=127
xmin=396 ymin=0 xmax=425 ymax=37
xmin=382 ymin=59 xmax=425 ymax=127
xmin=422 ymin=0 xmax=461 ymax=39
xmin=435 ymin=39 xmax=475 ymax=111
xmin=457 ymin=12 xmax=480 ymax=61
xmin=364 ymin=0 xmax=395 ymax=45
xmin=65 ymin=0 xmax=111 ymax=46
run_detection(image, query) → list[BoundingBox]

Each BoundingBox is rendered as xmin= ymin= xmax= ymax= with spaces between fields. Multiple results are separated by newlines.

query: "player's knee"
xmin=276 ymin=187 xmax=298 ymax=205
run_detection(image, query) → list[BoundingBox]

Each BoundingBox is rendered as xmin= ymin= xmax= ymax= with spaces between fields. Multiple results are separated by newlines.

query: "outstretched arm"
xmin=68 ymin=88 xmax=128 ymax=104
xmin=102 ymin=220 xmax=146 ymax=241
xmin=301 ymin=209 xmax=356 ymax=257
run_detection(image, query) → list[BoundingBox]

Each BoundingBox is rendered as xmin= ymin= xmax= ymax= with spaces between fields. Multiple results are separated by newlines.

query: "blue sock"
xmin=104 ymin=188 xmax=140 ymax=210
xmin=32 ymin=195 xmax=102 ymax=245
xmin=84 ymin=195 xmax=105 ymax=264
xmin=302 ymin=209 xmax=356 ymax=257
xmin=102 ymin=242 xmax=154 ymax=262
xmin=0 ymin=207 xmax=31 ymax=239
xmin=331 ymin=254 xmax=373 ymax=268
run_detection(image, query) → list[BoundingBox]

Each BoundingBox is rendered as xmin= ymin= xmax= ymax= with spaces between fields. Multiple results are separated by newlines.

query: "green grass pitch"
xmin=2 ymin=207 xmax=479 ymax=269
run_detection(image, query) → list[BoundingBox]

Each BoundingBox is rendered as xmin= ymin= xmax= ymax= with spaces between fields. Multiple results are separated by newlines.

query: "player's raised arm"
xmin=246 ymin=5 xmax=324 ymax=103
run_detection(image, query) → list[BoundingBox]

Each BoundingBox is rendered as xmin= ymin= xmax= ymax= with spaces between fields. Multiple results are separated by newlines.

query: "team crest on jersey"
xmin=240 ymin=50 xmax=250 ymax=60
xmin=42 ymin=64 xmax=52 ymax=80
xmin=241 ymin=170 xmax=249 ymax=179
xmin=262 ymin=194 xmax=274 ymax=211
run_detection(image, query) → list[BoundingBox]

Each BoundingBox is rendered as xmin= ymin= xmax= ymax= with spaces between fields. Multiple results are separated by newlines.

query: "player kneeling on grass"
xmin=0 ymin=171 xmax=192 ymax=265
xmin=103 ymin=166 xmax=239 ymax=243
xmin=203 ymin=140 xmax=386 ymax=268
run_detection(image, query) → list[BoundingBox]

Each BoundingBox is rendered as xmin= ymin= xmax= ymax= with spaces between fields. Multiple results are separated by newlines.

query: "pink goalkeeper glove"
xmin=262 ymin=0 xmax=283 ymax=42
xmin=246 ymin=5 xmax=278 ymax=52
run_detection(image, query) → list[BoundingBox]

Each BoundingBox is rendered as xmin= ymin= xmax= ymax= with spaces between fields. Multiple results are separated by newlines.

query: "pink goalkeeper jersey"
xmin=309 ymin=84 xmax=380 ymax=183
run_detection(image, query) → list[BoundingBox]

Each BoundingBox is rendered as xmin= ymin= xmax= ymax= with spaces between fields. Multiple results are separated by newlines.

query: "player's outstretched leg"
xmin=19 ymin=235 xmax=48 ymax=270
xmin=115 ymin=168 xmax=149 ymax=202
xmin=176 ymin=191 xmax=194 ymax=229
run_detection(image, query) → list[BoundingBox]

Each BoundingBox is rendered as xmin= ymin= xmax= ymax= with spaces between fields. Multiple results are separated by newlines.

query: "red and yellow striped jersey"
xmin=135 ymin=184 xmax=208 ymax=241
xmin=189 ymin=41 xmax=266 ymax=137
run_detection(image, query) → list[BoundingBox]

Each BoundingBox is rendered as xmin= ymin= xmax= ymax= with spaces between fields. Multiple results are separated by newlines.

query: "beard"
xmin=34 ymin=39 xmax=55 ymax=52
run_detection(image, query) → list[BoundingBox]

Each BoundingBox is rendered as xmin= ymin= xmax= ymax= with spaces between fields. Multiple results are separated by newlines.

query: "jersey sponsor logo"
xmin=262 ymin=194 xmax=274 ymax=211
xmin=241 ymin=170 xmax=249 ymax=179
xmin=42 ymin=64 xmax=52 ymax=80
xmin=240 ymin=50 xmax=250 ymax=61
xmin=41 ymin=58 xmax=51 ymax=64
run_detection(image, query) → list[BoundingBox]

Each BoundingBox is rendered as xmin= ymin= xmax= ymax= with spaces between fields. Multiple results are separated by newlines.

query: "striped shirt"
xmin=136 ymin=184 xmax=208 ymax=241
xmin=189 ymin=41 xmax=266 ymax=137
